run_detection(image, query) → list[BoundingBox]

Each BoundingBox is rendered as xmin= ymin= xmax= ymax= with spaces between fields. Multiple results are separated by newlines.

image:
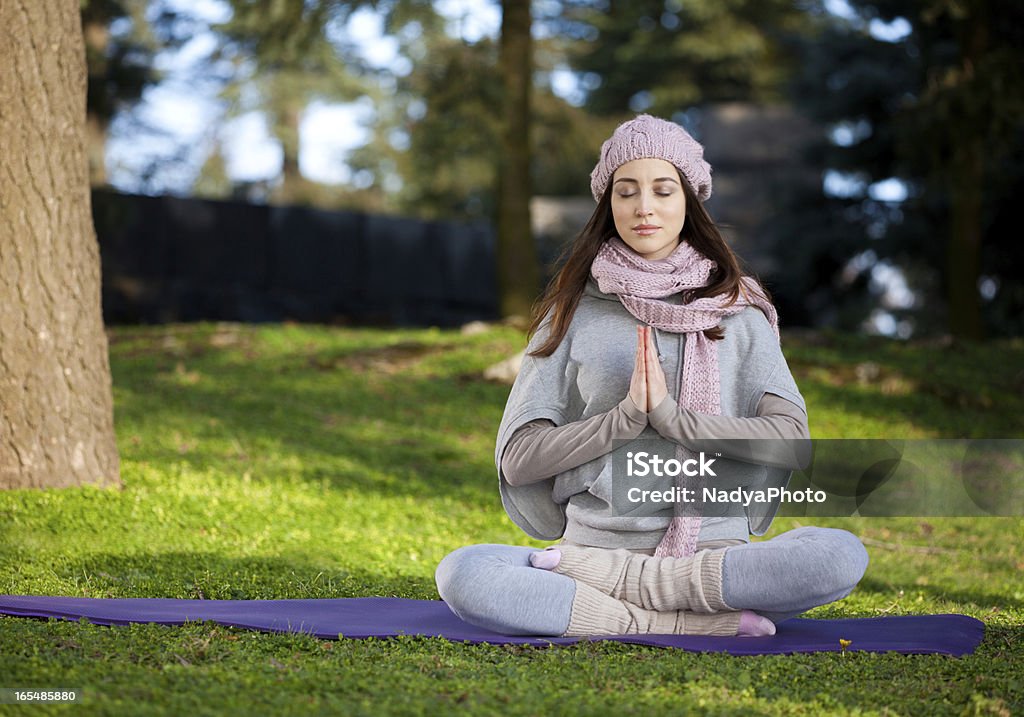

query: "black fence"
xmin=92 ymin=190 xmax=500 ymax=327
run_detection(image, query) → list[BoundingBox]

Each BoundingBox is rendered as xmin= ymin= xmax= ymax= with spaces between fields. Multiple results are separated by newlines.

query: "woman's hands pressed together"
xmin=629 ymin=325 xmax=669 ymax=413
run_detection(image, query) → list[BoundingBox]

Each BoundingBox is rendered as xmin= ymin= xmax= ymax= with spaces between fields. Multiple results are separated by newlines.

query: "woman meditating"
xmin=436 ymin=114 xmax=868 ymax=638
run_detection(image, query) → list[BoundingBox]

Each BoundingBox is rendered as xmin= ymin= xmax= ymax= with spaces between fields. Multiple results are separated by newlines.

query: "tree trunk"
xmin=272 ymin=102 xmax=305 ymax=204
xmin=497 ymin=0 xmax=539 ymax=319
xmin=0 ymin=0 xmax=121 ymax=489
xmin=946 ymin=138 xmax=984 ymax=341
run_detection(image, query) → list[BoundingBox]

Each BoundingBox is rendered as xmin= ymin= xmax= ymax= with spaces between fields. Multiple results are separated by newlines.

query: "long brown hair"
xmin=527 ymin=171 xmax=769 ymax=357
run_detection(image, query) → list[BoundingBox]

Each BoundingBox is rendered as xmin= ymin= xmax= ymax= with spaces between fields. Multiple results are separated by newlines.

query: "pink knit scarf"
xmin=590 ymin=237 xmax=779 ymax=557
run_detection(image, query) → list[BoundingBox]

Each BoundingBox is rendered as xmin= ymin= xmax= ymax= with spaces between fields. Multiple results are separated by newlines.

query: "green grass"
xmin=1 ymin=323 xmax=1022 ymax=716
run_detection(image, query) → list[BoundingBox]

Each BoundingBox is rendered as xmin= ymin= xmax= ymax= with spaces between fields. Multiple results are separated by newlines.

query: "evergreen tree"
xmin=787 ymin=0 xmax=1024 ymax=338
xmin=557 ymin=0 xmax=812 ymax=116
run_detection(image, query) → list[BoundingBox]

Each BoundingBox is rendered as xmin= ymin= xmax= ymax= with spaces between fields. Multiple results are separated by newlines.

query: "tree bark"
xmin=947 ymin=137 xmax=984 ymax=341
xmin=497 ymin=0 xmax=540 ymax=319
xmin=0 ymin=0 xmax=121 ymax=489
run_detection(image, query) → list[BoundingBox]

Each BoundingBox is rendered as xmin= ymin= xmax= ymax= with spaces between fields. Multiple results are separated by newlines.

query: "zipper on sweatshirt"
xmin=649 ymin=326 xmax=686 ymax=402
xmin=651 ymin=325 xmax=664 ymax=361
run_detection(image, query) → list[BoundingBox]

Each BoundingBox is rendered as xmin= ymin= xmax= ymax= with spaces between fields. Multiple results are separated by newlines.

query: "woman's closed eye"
xmin=617 ymin=191 xmax=675 ymax=199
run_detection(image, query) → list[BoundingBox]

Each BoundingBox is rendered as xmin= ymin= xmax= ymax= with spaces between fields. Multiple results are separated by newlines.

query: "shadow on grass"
xmin=796 ymin=380 xmax=1018 ymax=439
xmin=786 ymin=335 xmax=1024 ymax=438
xmin=857 ymin=576 xmax=1024 ymax=612
xmin=113 ymin=359 xmax=509 ymax=503
xmin=60 ymin=552 xmax=441 ymax=601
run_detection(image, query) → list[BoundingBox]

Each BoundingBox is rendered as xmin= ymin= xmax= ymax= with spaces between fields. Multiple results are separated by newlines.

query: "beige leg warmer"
xmin=550 ymin=542 xmax=740 ymax=613
xmin=562 ymin=580 xmax=741 ymax=637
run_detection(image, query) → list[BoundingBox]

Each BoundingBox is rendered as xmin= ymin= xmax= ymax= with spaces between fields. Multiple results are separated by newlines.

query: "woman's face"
xmin=610 ymin=158 xmax=687 ymax=261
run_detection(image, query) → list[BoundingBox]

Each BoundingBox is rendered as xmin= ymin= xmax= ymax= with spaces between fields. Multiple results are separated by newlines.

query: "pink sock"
xmin=737 ymin=610 xmax=776 ymax=637
xmin=529 ymin=548 xmax=561 ymax=570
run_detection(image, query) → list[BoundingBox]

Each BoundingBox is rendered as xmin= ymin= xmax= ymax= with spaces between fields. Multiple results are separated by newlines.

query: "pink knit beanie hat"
xmin=589 ymin=114 xmax=713 ymax=203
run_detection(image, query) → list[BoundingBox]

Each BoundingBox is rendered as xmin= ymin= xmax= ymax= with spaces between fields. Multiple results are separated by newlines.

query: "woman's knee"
xmin=435 ymin=543 xmax=525 ymax=606
xmin=436 ymin=544 xmax=484 ymax=604
xmin=768 ymin=526 xmax=869 ymax=599
xmin=816 ymin=528 xmax=869 ymax=596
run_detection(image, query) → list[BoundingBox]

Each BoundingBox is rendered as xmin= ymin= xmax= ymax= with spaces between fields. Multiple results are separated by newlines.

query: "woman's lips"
xmin=633 ymin=224 xmax=660 ymax=236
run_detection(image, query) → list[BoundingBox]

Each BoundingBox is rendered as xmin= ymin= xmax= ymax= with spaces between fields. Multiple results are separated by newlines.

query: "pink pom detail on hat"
xmin=589 ymin=114 xmax=713 ymax=203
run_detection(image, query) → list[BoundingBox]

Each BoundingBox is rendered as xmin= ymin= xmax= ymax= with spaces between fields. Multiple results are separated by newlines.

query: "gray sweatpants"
xmin=435 ymin=526 xmax=869 ymax=635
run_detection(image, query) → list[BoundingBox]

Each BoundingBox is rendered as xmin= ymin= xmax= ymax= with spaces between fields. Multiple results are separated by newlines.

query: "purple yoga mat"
xmin=0 ymin=595 xmax=984 ymax=656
